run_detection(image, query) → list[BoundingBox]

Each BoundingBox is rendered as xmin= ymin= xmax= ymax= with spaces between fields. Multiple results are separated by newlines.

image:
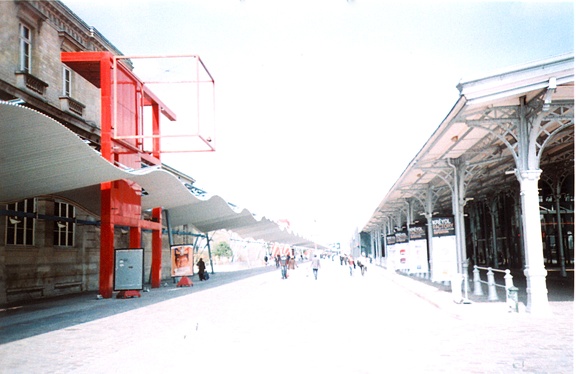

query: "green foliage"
xmin=213 ymin=241 xmax=233 ymax=258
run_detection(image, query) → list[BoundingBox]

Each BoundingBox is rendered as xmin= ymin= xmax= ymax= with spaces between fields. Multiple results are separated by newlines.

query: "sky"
xmin=63 ymin=0 xmax=574 ymax=247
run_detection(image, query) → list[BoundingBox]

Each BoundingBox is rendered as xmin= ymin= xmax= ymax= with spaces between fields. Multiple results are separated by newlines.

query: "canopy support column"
xmin=99 ymin=220 xmax=114 ymax=299
xmin=205 ymin=234 xmax=215 ymax=274
xmin=448 ymin=158 xmax=470 ymax=301
xmin=151 ymin=207 xmax=163 ymax=288
xmin=425 ymin=185 xmax=436 ymax=281
xmin=554 ymin=184 xmax=567 ymax=277
xmin=488 ymin=198 xmax=500 ymax=269
xmin=517 ymin=169 xmax=551 ymax=315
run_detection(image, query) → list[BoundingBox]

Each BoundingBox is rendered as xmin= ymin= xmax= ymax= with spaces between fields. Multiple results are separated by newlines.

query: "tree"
xmin=213 ymin=241 xmax=233 ymax=259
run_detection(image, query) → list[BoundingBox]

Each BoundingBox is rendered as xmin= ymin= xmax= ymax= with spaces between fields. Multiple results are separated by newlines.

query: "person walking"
xmin=358 ymin=253 xmax=368 ymax=276
xmin=311 ymin=254 xmax=321 ymax=280
xmin=197 ymin=258 xmax=206 ymax=281
xmin=357 ymin=257 xmax=366 ymax=276
xmin=289 ymin=256 xmax=296 ymax=270
xmin=348 ymin=255 xmax=355 ymax=276
xmin=279 ymin=254 xmax=289 ymax=279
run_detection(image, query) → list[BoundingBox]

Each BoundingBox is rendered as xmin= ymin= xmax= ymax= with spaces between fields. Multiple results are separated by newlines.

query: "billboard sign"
xmin=430 ymin=217 xmax=457 ymax=282
xmin=408 ymin=225 xmax=429 ymax=274
xmin=171 ymin=245 xmax=194 ymax=277
xmin=395 ymin=231 xmax=409 ymax=271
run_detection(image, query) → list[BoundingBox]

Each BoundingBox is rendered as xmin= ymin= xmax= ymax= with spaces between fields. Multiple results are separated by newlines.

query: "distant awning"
xmin=362 ymin=53 xmax=574 ymax=233
xmin=0 ymin=103 xmax=315 ymax=247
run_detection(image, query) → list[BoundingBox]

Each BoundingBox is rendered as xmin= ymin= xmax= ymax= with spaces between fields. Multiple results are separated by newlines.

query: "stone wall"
xmin=0 ymin=1 xmax=101 ymax=127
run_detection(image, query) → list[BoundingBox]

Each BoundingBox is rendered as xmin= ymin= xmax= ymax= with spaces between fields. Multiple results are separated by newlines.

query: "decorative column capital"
xmin=516 ymin=169 xmax=542 ymax=183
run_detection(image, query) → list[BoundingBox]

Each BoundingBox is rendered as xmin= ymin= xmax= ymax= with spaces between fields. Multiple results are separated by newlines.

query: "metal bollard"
xmin=487 ymin=267 xmax=499 ymax=301
xmin=473 ymin=266 xmax=484 ymax=296
xmin=504 ymin=269 xmax=514 ymax=290
xmin=507 ymin=286 xmax=519 ymax=312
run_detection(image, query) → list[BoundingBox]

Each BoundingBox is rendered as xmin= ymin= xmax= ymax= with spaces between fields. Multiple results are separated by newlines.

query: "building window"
xmin=54 ymin=202 xmax=75 ymax=247
xmin=19 ymin=23 xmax=32 ymax=73
xmin=60 ymin=65 xmax=85 ymax=116
xmin=6 ymin=198 xmax=35 ymax=246
xmin=62 ymin=66 xmax=72 ymax=97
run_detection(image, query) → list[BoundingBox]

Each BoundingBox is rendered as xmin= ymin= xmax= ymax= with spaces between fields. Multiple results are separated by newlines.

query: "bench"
xmin=54 ymin=282 xmax=82 ymax=292
xmin=6 ymin=286 xmax=44 ymax=297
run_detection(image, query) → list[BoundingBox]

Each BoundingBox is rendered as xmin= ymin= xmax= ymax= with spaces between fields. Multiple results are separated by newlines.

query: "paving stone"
xmin=0 ymin=261 xmax=572 ymax=373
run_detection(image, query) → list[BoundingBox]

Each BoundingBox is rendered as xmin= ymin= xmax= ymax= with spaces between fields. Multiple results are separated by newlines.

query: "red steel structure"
xmin=61 ymin=51 xmax=174 ymax=298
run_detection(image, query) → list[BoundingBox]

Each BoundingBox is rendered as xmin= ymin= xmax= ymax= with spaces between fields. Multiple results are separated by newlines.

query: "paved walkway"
xmin=0 ymin=260 xmax=573 ymax=373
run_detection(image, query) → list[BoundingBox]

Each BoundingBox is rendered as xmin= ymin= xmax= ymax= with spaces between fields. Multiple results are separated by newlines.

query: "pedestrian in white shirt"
xmin=311 ymin=254 xmax=321 ymax=280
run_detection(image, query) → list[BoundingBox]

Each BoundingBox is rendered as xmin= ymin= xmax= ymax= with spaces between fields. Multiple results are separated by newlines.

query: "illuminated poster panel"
xmin=394 ymin=231 xmax=409 ymax=272
xmin=171 ymin=245 xmax=194 ymax=277
xmin=430 ymin=217 xmax=458 ymax=283
xmin=408 ymin=225 xmax=429 ymax=274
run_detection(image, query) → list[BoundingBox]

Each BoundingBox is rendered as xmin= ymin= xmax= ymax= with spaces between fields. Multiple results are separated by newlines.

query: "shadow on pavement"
xmin=0 ymin=266 xmax=278 ymax=345
xmin=398 ymin=267 xmax=574 ymax=306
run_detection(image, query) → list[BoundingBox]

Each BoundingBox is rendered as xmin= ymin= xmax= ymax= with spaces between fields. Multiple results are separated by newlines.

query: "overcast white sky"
xmin=64 ymin=0 xmax=574 ymax=247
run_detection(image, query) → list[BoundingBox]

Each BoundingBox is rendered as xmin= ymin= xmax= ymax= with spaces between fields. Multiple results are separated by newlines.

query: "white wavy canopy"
xmin=0 ymin=103 xmax=315 ymax=247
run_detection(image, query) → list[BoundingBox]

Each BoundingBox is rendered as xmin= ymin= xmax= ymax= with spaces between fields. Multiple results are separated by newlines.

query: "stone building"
xmin=0 ymin=0 xmax=314 ymax=304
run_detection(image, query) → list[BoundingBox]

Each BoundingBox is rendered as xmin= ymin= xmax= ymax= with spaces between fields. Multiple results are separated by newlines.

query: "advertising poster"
xmin=385 ymin=234 xmax=396 ymax=269
xmin=430 ymin=217 xmax=458 ymax=283
xmin=171 ymin=245 xmax=194 ymax=277
xmin=408 ymin=225 xmax=429 ymax=274
xmin=394 ymin=231 xmax=409 ymax=272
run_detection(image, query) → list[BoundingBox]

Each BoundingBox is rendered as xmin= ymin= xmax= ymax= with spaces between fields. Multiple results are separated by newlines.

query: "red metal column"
xmin=99 ymin=53 xmax=115 ymax=298
xmin=151 ymin=207 xmax=163 ymax=288
xmin=99 ymin=182 xmax=114 ymax=298
xmin=150 ymin=90 xmax=162 ymax=288
xmin=152 ymin=102 xmax=161 ymax=158
xmin=129 ymin=226 xmax=141 ymax=248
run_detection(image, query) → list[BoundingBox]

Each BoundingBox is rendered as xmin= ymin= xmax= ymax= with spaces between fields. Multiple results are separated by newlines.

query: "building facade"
xmin=0 ymin=1 xmax=314 ymax=304
xmin=0 ymin=1 xmax=111 ymax=303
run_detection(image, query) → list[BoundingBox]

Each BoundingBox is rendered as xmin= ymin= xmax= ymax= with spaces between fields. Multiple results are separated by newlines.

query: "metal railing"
xmin=473 ymin=266 xmax=518 ymax=310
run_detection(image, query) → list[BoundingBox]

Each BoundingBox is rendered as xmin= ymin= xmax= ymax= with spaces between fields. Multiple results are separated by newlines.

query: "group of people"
xmin=340 ymin=254 xmax=368 ymax=276
xmin=194 ymin=252 xmax=367 ymax=282
xmin=270 ymin=254 xmax=297 ymax=269
xmin=270 ymin=253 xmax=298 ymax=279
xmin=267 ymin=252 xmax=319 ymax=280
xmin=267 ymin=251 xmax=369 ymax=280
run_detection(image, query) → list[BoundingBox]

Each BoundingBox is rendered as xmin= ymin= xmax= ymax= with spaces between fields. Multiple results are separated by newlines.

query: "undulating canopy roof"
xmin=0 ymin=103 xmax=316 ymax=247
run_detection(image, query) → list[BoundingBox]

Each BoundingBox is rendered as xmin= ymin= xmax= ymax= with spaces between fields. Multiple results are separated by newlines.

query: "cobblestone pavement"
xmin=0 ymin=260 xmax=572 ymax=373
